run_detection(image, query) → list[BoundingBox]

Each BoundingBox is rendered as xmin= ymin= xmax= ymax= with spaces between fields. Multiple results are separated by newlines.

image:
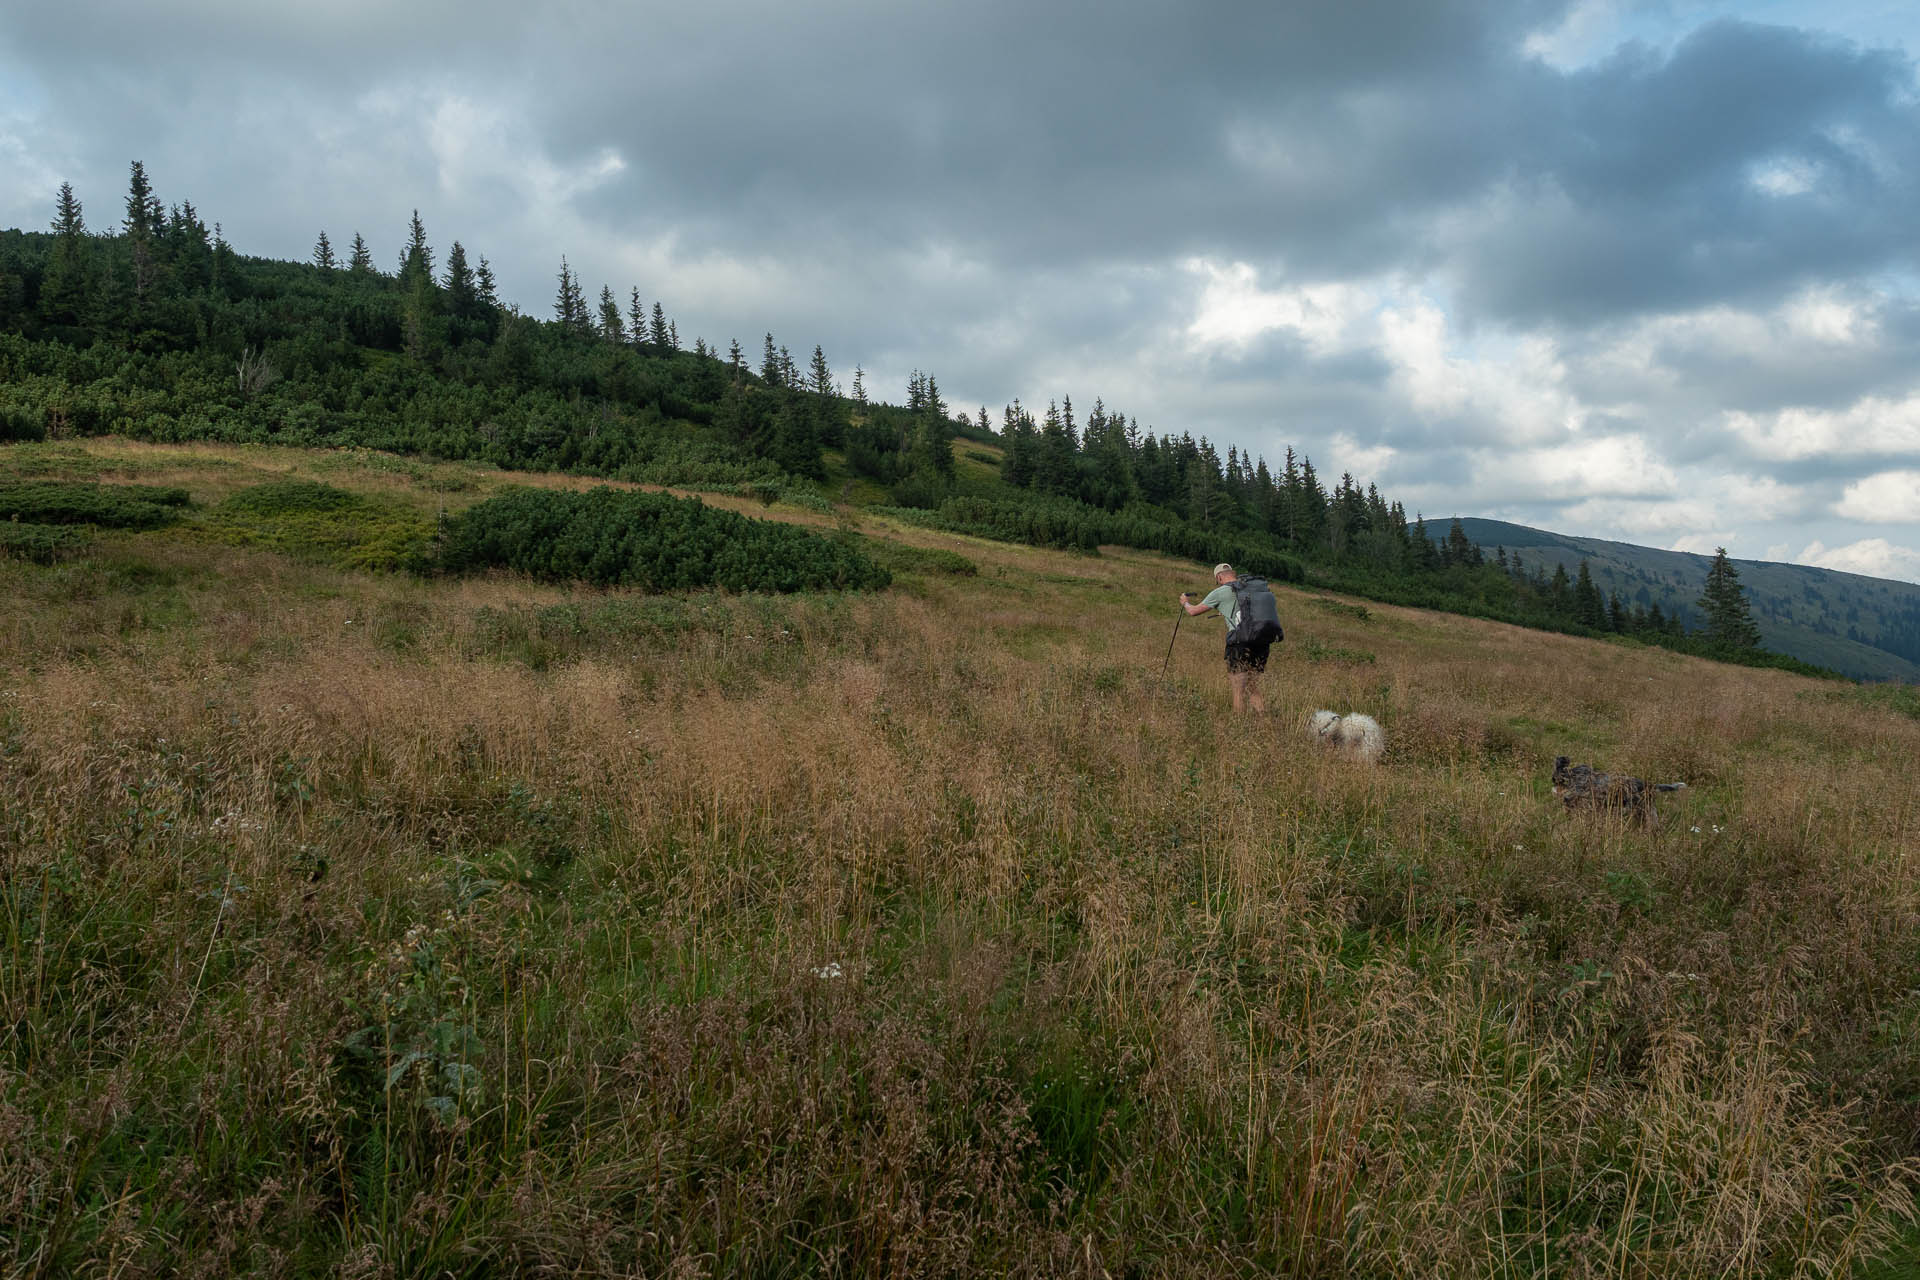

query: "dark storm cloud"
xmin=5 ymin=0 xmax=1920 ymax=574
xmin=10 ymin=1 xmax=1914 ymax=328
xmin=1453 ymin=21 xmax=1920 ymax=324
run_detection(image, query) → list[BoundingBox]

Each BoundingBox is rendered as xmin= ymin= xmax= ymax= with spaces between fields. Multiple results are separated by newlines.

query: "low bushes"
xmin=0 ymin=522 xmax=91 ymax=563
xmin=0 ymin=480 xmax=191 ymax=529
xmin=437 ymin=486 xmax=891 ymax=593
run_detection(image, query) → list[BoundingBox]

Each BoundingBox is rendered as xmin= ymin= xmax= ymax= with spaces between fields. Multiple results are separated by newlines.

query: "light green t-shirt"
xmin=1201 ymin=583 xmax=1239 ymax=630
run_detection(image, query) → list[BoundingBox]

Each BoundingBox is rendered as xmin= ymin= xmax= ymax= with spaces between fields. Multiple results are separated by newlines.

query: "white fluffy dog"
xmin=1308 ymin=710 xmax=1385 ymax=764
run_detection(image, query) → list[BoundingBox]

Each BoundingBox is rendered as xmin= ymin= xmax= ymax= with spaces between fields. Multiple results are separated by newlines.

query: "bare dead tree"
xmin=236 ymin=346 xmax=280 ymax=397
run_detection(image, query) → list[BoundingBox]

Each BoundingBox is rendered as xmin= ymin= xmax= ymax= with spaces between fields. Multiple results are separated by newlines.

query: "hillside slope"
xmin=1447 ymin=517 xmax=1920 ymax=682
xmin=4 ymin=439 xmax=1918 ymax=1275
xmin=8 ymin=190 xmax=1833 ymax=685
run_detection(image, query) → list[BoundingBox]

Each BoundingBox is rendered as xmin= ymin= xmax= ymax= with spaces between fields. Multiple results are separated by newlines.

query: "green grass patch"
xmin=849 ymin=537 xmax=977 ymax=578
xmin=1301 ymin=637 xmax=1376 ymax=665
xmin=1859 ymin=1231 xmax=1920 ymax=1279
xmin=1305 ymin=594 xmax=1371 ymax=621
xmin=201 ymin=480 xmax=435 ymax=572
xmin=1826 ymin=681 xmax=1920 ymax=722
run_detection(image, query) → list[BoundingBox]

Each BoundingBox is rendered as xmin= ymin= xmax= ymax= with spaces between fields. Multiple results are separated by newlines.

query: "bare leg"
xmin=1229 ymin=670 xmax=1248 ymax=712
xmin=1246 ymin=671 xmax=1266 ymax=714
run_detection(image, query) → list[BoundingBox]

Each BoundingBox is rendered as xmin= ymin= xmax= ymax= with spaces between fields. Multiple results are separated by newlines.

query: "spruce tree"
xmin=123 ymin=163 xmax=160 ymax=304
xmin=761 ymin=333 xmax=780 ymax=384
xmin=210 ymin=222 xmax=235 ymax=293
xmin=1573 ymin=561 xmax=1606 ymax=628
xmin=348 ymin=232 xmax=374 ymax=275
xmin=1445 ymin=518 xmax=1476 ymax=567
xmin=1697 ymin=548 xmax=1762 ymax=650
xmin=1037 ymin=400 xmax=1077 ymax=497
xmin=799 ymin=346 xmax=838 ymax=445
xmin=474 ymin=256 xmax=498 ymax=308
xmin=442 ymin=241 xmax=475 ymax=316
xmin=598 ymin=285 xmax=625 ymax=342
xmin=1188 ymin=439 xmax=1226 ymax=527
xmin=42 ymin=182 xmax=90 ymax=324
xmin=1410 ymin=515 xmax=1437 ymax=572
xmin=807 ymin=345 xmax=833 ymax=399
xmin=1549 ymin=563 xmax=1573 ymax=612
xmin=628 ymin=288 xmax=647 ymax=347
xmin=399 ymin=209 xmax=433 ymax=282
xmin=650 ymin=302 xmax=670 ymax=348
xmin=313 ymin=230 xmax=336 ymax=272
xmin=555 ymin=258 xmax=580 ymax=327
xmin=122 ymin=162 xmax=154 ymax=238
xmin=768 ymin=398 xmax=824 ymax=479
xmin=923 ymin=374 xmax=946 ymax=428
xmin=1002 ymin=402 xmax=1037 ymax=488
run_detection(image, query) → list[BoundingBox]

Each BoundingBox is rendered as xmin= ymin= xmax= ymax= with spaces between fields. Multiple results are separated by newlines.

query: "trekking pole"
xmin=1159 ymin=605 xmax=1183 ymax=684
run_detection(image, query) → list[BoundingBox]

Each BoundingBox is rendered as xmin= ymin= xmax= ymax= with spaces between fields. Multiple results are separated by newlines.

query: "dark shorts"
xmin=1225 ymin=638 xmax=1271 ymax=674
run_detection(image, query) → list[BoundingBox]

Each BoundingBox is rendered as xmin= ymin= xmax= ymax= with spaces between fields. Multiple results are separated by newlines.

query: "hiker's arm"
xmin=1178 ymin=593 xmax=1215 ymax=617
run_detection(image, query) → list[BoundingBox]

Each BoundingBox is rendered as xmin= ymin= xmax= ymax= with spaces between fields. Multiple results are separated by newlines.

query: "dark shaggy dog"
xmin=1551 ymin=756 xmax=1687 ymax=827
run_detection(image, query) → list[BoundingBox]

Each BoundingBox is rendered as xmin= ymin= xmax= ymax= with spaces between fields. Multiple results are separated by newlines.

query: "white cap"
xmin=1213 ymin=563 xmax=1234 ymax=576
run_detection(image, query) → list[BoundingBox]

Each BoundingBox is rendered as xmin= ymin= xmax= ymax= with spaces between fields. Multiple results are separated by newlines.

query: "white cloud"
xmin=1749 ymin=156 xmax=1817 ymax=198
xmin=1182 ymin=259 xmax=1371 ymax=356
xmin=1475 ymin=433 xmax=1679 ymax=505
xmin=1520 ymin=0 xmax=1628 ymax=70
xmin=1378 ymin=301 xmax=1584 ymax=443
xmin=1552 ymin=474 xmax=1811 ymax=544
xmin=1328 ymin=432 xmax=1395 ymax=480
xmin=1780 ymin=287 xmax=1873 ymax=346
xmin=1590 ymin=287 xmax=1880 ymax=394
xmin=1798 ymin=538 xmax=1920 ymax=584
xmin=1835 ymin=469 xmax=1920 ymax=522
xmin=1730 ymin=393 xmax=1920 ymax=461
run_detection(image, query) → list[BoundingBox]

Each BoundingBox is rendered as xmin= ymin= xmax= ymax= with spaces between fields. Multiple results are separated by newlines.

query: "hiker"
xmin=1179 ymin=562 xmax=1280 ymax=713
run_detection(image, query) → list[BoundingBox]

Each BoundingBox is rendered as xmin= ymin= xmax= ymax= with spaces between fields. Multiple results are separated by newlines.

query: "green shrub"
xmin=437 ymin=486 xmax=891 ymax=593
xmin=0 ymin=522 xmax=91 ymax=563
xmin=0 ymin=481 xmax=191 ymax=528
xmin=218 ymin=480 xmax=366 ymax=516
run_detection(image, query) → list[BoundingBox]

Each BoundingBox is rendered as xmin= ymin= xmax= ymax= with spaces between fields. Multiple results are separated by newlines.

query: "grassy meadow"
xmin=3 ymin=441 xmax=1918 ymax=1277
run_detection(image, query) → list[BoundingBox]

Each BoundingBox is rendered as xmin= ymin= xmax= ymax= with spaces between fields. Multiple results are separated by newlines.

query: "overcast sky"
xmin=4 ymin=0 xmax=1919 ymax=580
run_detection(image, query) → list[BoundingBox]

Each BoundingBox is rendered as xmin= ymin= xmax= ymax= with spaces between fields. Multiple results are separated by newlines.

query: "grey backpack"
xmin=1227 ymin=575 xmax=1283 ymax=645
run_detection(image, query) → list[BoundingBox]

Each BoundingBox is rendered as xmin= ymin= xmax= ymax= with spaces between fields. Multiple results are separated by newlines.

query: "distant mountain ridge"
xmin=1445 ymin=518 xmax=1920 ymax=683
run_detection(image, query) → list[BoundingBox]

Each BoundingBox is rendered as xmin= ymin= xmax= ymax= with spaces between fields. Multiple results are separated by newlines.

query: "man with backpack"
xmin=1179 ymin=563 xmax=1282 ymax=713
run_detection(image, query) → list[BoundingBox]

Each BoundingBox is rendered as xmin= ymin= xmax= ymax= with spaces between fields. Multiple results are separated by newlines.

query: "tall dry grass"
xmin=2 ymin=446 xmax=1917 ymax=1276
